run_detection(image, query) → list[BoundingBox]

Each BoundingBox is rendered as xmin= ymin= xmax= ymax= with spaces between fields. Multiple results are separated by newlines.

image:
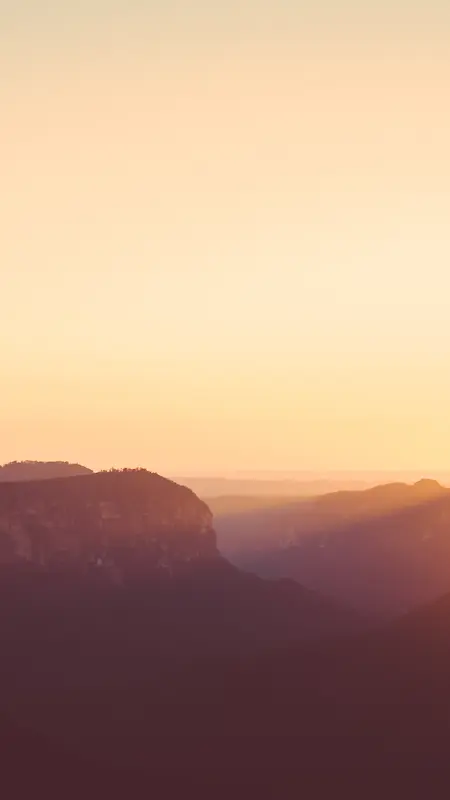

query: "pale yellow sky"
xmin=2 ymin=6 xmax=450 ymax=473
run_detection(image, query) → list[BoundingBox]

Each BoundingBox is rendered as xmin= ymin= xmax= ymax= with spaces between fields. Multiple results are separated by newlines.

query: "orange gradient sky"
xmin=2 ymin=3 xmax=450 ymax=473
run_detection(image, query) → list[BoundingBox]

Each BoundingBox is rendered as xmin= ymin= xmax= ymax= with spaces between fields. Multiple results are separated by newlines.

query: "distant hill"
xmin=206 ymin=495 xmax=301 ymax=518
xmin=175 ymin=476 xmax=369 ymax=498
xmin=217 ymin=479 xmax=450 ymax=616
xmin=0 ymin=461 xmax=93 ymax=482
xmin=215 ymin=479 xmax=448 ymax=555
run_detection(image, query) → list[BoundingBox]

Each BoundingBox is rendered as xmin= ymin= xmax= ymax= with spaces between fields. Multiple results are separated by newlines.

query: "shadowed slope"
xmin=217 ymin=480 xmax=450 ymax=615
xmin=3 ymin=588 xmax=450 ymax=784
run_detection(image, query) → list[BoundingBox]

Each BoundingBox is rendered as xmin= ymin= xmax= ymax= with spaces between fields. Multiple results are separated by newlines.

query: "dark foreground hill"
xmin=2 ymin=585 xmax=450 ymax=793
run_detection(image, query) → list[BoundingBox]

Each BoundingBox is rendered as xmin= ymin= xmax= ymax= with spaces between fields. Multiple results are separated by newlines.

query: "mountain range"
xmin=216 ymin=478 xmax=450 ymax=615
xmin=2 ymin=465 xmax=450 ymax=792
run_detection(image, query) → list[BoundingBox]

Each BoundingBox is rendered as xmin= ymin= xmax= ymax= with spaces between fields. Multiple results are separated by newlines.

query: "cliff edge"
xmin=0 ymin=469 xmax=217 ymax=580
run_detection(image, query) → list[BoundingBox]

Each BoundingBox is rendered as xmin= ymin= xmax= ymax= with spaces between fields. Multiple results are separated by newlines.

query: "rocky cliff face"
xmin=0 ymin=469 xmax=217 ymax=581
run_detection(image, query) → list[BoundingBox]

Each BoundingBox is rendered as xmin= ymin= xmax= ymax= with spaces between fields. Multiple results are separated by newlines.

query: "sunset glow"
xmin=2 ymin=2 xmax=450 ymax=473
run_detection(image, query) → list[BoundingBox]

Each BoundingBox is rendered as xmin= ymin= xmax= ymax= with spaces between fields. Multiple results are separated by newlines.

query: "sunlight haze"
xmin=2 ymin=1 xmax=450 ymax=473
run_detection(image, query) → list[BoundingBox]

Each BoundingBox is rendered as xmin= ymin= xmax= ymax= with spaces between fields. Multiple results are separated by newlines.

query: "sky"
xmin=1 ymin=1 xmax=450 ymax=474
